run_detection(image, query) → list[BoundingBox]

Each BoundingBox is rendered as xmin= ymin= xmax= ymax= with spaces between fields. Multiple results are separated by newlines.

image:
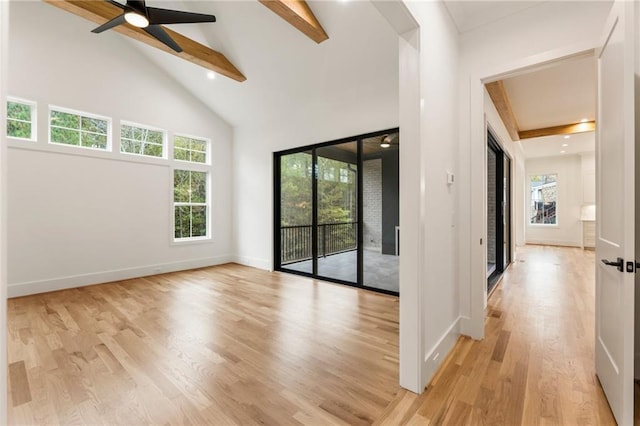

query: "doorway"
xmin=274 ymin=128 xmax=400 ymax=295
xmin=487 ymin=130 xmax=511 ymax=294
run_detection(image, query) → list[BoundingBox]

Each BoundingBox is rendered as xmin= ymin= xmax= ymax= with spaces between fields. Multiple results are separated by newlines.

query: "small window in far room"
xmin=7 ymin=98 xmax=36 ymax=141
xmin=530 ymin=174 xmax=557 ymax=225
xmin=174 ymin=135 xmax=209 ymax=164
xmin=121 ymin=122 xmax=165 ymax=158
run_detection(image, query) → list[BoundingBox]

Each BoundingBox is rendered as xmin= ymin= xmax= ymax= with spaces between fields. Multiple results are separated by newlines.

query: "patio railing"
xmin=281 ymin=222 xmax=357 ymax=264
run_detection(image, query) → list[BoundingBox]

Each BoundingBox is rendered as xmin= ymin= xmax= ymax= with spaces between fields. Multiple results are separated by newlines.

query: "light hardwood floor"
xmin=376 ymin=245 xmax=616 ymax=425
xmin=8 ymin=264 xmax=399 ymax=425
xmin=7 ymin=246 xmax=616 ymax=425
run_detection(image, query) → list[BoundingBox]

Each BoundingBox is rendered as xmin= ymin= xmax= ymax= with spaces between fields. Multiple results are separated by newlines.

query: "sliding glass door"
xmin=278 ymin=150 xmax=313 ymax=274
xmin=487 ymin=131 xmax=512 ymax=294
xmin=316 ymin=142 xmax=358 ymax=283
xmin=274 ymin=129 xmax=399 ymax=295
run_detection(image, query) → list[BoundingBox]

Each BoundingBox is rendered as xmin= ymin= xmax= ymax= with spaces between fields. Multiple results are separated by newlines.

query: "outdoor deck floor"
xmin=283 ymin=250 xmax=399 ymax=293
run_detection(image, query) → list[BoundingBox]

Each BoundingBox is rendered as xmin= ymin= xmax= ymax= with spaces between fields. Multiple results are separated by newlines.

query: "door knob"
xmin=601 ymin=257 xmax=624 ymax=272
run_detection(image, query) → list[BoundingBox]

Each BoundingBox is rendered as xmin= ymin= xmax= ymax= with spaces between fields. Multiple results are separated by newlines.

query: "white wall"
xmin=457 ymin=1 xmax=612 ymax=339
xmin=582 ymin=151 xmax=596 ymax=204
xmin=403 ymin=1 xmax=461 ymax=388
xmin=7 ymin=2 xmax=233 ymax=296
xmin=525 ymin=155 xmax=584 ymax=246
xmin=232 ymin=1 xmax=399 ymax=270
xmin=1 ymin=1 xmax=9 ymax=421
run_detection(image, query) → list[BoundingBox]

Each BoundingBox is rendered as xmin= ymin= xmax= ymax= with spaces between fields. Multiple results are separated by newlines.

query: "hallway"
xmin=376 ymin=245 xmax=616 ymax=425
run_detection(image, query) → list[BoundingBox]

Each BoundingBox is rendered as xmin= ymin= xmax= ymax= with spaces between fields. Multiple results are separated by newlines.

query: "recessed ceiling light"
xmin=562 ymin=143 xmax=568 ymax=147
xmin=580 ymin=118 xmax=589 ymax=123
xmin=563 ymin=135 xmax=570 ymax=139
xmin=560 ymin=150 xmax=566 ymax=154
xmin=207 ymin=71 xmax=216 ymax=80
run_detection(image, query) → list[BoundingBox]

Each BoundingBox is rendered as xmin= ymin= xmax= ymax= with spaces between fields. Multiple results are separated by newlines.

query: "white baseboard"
xmin=8 ymin=255 xmax=234 ymax=298
xmin=525 ymin=239 xmax=581 ymax=248
xmin=459 ymin=315 xmax=483 ymax=340
xmin=422 ymin=316 xmax=462 ymax=387
xmin=232 ymin=255 xmax=271 ymax=271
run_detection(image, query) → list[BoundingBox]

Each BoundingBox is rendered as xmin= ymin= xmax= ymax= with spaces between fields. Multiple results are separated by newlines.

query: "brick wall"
xmin=363 ymin=159 xmax=382 ymax=251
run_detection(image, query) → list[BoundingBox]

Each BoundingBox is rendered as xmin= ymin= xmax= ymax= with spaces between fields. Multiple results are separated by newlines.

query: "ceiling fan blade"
xmin=126 ymin=0 xmax=147 ymax=14
xmin=144 ymin=25 xmax=183 ymax=52
xmin=146 ymin=7 xmax=216 ymax=25
xmin=105 ymin=0 xmax=126 ymax=9
xmin=91 ymin=14 xmax=126 ymax=33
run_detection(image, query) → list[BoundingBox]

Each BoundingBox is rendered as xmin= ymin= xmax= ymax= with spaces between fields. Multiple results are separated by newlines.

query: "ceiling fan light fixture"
xmin=380 ymin=134 xmax=393 ymax=148
xmin=125 ymin=12 xmax=149 ymax=28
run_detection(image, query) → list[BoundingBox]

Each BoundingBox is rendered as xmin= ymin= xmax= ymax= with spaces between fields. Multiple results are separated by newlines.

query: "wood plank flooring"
xmin=7 ymin=245 xmax=617 ymax=425
xmin=7 ymin=264 xmax=399 ymax=425
xmin=376 ymin=245 xmax=616 ymax=425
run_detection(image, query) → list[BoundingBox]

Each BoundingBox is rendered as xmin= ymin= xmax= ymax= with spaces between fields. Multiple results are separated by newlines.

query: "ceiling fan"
xmin=92 ymin=0 xmax=216 ymax=53
xmin=380 ymin=133 xmax=399 ymax=148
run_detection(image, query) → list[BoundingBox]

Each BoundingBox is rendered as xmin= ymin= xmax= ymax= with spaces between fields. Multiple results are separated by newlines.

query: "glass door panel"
xmin=316 ymin=142 xmax=358 ymax=283
xmin=362 ymin=133 xmax=399 ymax=293
xmin=503 ymin=157 xmax=511 ymax=267
xmin=487 ymin=145 xmax=497 ymax=280
xmin=279 ymin=150 xmax=313 ymax=274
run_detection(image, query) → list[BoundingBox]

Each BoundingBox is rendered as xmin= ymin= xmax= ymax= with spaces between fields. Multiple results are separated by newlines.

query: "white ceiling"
xmin=93 ymin=0 xmax=400 ymax=129
xmin=502 ymin=55 xmax=596 ymax=131
xmin=446 ymin=1 xmax=599 ymax=158
xmin=519 ymin=131 xmax=595 ymax=158
xmin=443 ymin=1 xmax=545 ymax=33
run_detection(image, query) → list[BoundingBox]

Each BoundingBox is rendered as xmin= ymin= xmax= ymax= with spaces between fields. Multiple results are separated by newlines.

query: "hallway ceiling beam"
xmin=485 ymin=81 xmax=520 ymax=142
xmin=43 ymin=0 xmax=247 ymax=82
xmin=518 ymin=121 xmax=596 ymax=139
xmin=259 ymin=0 xmax=329 ymax=44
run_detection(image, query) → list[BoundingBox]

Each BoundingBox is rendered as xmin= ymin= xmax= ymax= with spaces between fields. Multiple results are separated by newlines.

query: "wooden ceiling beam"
xmin=43 ymin=0 xmax=246 ymax=82
xmin=259 ymin=0 xmax=328 ymax=44
xmin=485 ymin=80 xmax=520 ymax=142
xmin=518 ymin=121 xmax=596 ymax=139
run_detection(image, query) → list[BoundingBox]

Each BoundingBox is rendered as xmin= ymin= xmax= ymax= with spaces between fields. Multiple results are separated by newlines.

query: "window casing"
xmin=530 ymin=174 xmax=557 ymax=225
xmin=7 ymin=98 xmax=36 ymax=141
xmin=173 ymin=169 xmax=209 ymax=240
xmin=174 ymin=134 xmax=209 ymax=164
xmin=121 ymin=122 xmax=165 ymax=158
xmin=49 ymin=107 xmax=110 ymax=150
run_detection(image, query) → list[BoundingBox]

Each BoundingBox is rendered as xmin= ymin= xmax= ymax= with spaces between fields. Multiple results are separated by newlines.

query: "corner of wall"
xmin=422 ymin=316 xmax=462 ymax=386
xmin=231 ymin=255 xmax=272 ymax=271
xmin=0 ymin=1 xmax=9 ymax=421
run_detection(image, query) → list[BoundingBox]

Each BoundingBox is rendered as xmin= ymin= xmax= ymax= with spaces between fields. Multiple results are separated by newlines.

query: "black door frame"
xmin=487 ymin=130 xmax=512 ymax=292
xmin=273 ymin=127 xmax=399 ymax=296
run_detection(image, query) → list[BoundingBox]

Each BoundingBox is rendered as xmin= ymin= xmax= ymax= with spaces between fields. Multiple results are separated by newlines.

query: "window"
xmin=121 ymin=122 xmax=165 ymax=158
xmin=174 ymin=169 xmax=208 ymax=240
xmin=7 ymin=98 xmax=36 ymax=140
xmin=530 ymin=174 xmax=557 ymax=225
xmin=49 ymin=107 xmax=110 ymax=150
xmin=340 ymin=168 xmax=349 ymax=183
xmin=174 ymin=135 xmax=208 ymax=164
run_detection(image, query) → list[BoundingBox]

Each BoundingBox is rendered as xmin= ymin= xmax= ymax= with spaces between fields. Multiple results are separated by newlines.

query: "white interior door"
xmin=595 ymin=1 xmax=636 ymax=424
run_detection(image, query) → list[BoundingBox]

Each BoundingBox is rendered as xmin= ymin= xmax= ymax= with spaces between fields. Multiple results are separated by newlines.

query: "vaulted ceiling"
xmin=37 ymin=0 xmax=399 ymax=129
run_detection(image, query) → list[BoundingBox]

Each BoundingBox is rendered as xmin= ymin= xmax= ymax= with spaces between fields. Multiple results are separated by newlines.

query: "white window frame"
xmin=120 ymin=120 xmax=167 ymax=159
xmin=48 ymin=105 xmax=112 ymax=151
xmin=172 ymin=167 xmax=211 ymax=243
xmin=6 ymin=97 xmax=37 ymax=141
xmin=173 ymin=133 xmax=210 ymax=165
xmin=528 ymin=173 xmax=559 ymax=227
